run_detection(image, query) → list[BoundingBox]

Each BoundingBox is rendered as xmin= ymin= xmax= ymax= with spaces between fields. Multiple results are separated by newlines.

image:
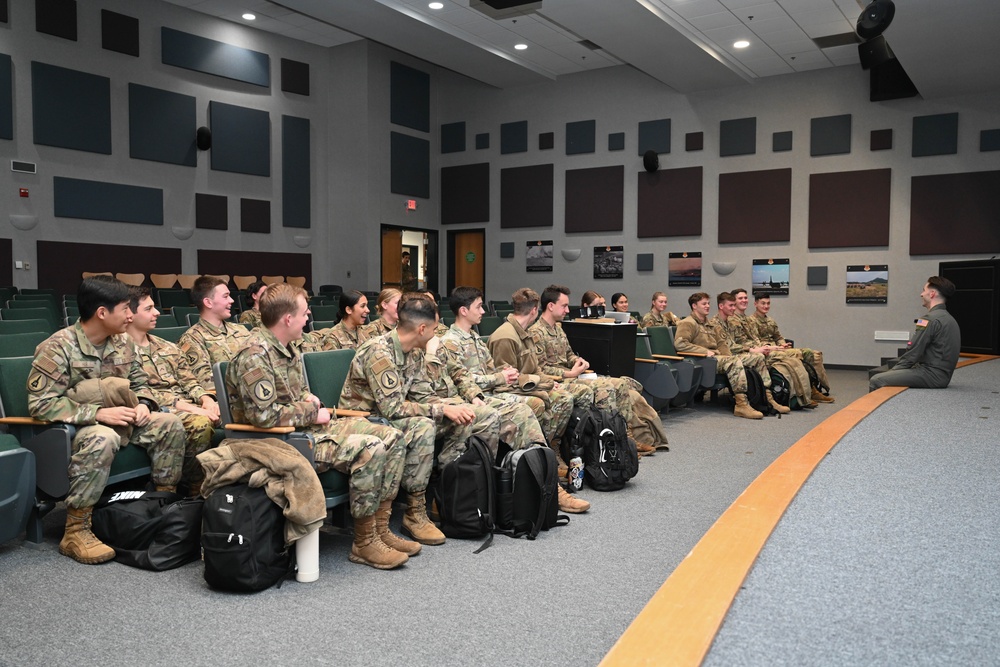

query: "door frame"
xmin=379 ymin=223 xmax=439 ymax=295
xmin=446 ymin=228 xmax=486 ymax=297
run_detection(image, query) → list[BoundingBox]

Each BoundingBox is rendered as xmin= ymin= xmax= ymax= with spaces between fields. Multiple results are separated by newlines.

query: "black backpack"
xmin=92 ymin=490 xmax=203 ymax=571
xmin=768 ymin=367 xmax=792 ymax=407
xmin=801 ymin=359 xmax=830 ymax=396
xmin=202 ymin=484 xmax=291 ymax=592
xmin=744 ymin=367 xmax=777 ymax=417
xmin=433 ymin=436 xmax=496 ymax=553
xmin=565 ymin=407 xmax=639 ymax=492
xmin=499 ymin=445 xmax=568 ymax=539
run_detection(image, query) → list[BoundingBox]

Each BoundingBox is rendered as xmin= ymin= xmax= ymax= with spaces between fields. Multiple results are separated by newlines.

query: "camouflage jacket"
xmin=28 ymin=323 xmax=157 ymax=424
xmin=440 ymin=324 xmax=508 ymax=393
xmin=709 ymin=315 xmax=752 ymax=356
xmin=640 ymin=310 xmax=681 ymax=329
xmin=238 ymin=308 xmax=262 ymax=329
xmin=750 ymin=313 xmax=786 ymax=346
xmin=179 ymin=318 xmax=252 ymax=396
xmin=730 ymin=312 xmax=761 ymax=346
xmin=361 ymin=318 xmax=394 ymax=339
xmin=527 ymin=318 xmax=579 ymax=379
xmin=339 ymin=329 xmax=449 ymax=422
xmin=135 ymin=333 xmax=208 ymax=409
xmin=488 ymin=315 xmax=554 ymax=382
xmin=675 ymin=315 xmax=728 ymax=355
xmin=225 ymin=327 xmax=318 ymax=429
xmin=425 ymin=340 xmax=486 ymax=403
xmin=313 ymin=321 xmax=370 ymax=351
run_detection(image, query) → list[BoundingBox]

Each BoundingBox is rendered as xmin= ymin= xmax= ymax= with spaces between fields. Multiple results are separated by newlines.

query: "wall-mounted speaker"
xmin=642 ymin=149 xmax=659 ymax=173
xmin=858 ymin=35 xmax=893 ymax=70
xmin=196 ymin=126 xmax=212 ymax=151
xmin=856 ymin=0 xmax=895 ymax=40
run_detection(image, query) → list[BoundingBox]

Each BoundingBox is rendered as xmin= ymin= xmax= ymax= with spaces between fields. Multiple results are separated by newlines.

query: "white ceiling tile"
xmin=732 ymin=3 xmax=788 ymax=22
xmin=747 ymin=16 xmax=799 ymax=35
xmin=746 ymin=58 xmax=796 ymax=76
xmin=788 ymin=6 xmax=848 ymax=23
xmin=776 ymin=0 xmax=836 ymax=11
xmin=802 ymin=19 xmax=853 ymax=38
xmin=822 ymin=43 xmax=860 ymax=63
xmin=689 ymin=12 xmax=743 ymax=30
xmin=670 ymin=0 xmax=731 ymax=20
xmin=770 ymin=38 xmax=820 ymax=54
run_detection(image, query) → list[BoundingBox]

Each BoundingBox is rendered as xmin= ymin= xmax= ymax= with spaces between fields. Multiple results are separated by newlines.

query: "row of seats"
xmin=80 ymin=273 xmax=307 ymax=290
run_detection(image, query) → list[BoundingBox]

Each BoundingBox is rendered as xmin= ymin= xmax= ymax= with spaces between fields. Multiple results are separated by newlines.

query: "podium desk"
xmin=561 ymin=319 xmax=637 ymax=378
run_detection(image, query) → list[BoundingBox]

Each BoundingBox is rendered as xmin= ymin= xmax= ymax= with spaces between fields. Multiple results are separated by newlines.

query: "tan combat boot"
xmin=811 ymin=388 xmax=835 ymax=403
xmin=401 ymin=493 xmax=446 ymax=545
xmin=766 ymin=389 xmax=791 ymax=414
xmin=60 ymin=506 xmax=115 ymax=564
xmin=626 ymin=425 xmax=655 ymax=456
xmin=155 ymin=484 xmax=177 ymax=493
xmin=374 ymin=499 xmax=421 ymax=556
xmin=557 ymin=486 xmax=590 ymax=513
xmin=349 ymin=514 xmax=408 ymax=569
xmin=733 ymin=394 xmax=764 ymax=419
xmin=550 ymin=439 xmax=569 ymax=479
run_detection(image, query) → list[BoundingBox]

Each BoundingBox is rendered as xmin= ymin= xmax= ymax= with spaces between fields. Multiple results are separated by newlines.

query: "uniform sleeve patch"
xmin=252 ymin=380 xmax=275 ymax=404
xmin=370 ymin=356 xmax=394 ymax=377
xmin=33 ymin=355 xmax=61 ymax=378
xmin=378 ymin=369 xmax=401 ymax=392
xmin=241 ymin=367 xmax=265 ymax=387
xmin=27 ymin=371 xmax=50 ymax=393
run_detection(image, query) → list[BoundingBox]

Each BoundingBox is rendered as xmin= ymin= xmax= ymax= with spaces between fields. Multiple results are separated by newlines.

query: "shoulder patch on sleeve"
xmin=34 ymin=355 xmax=60 ymax=378
xmin=377 ymin=369 xmax=401 ymax=393
xmin=252 ymin=379 xmax=276 ymax=405
xmin=241 ymin=367 xmax=265 ymax=387
xmin=27 ymin=371 xmax=50 ymax=393
xmin=370 ymin=356 xmax=394 ymax=377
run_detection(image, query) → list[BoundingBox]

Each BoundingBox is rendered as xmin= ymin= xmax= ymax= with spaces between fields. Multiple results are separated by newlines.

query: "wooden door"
xmin=453 ymin=230 xmax=485 ymax=292
xmin=381 ymin=228 xmax=402 ymax=288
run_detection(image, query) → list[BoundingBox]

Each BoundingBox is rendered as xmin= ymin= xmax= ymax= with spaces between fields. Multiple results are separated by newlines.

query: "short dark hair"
xmin=397 ymin=293 xmax=437 ymax=331
xmin=402 ymin=251 xmax=410 ymax=258
xmin=540 ymin=284 xmax=570 ymax=312
xmin=246 ymin=280 xmax=267 ymax=306
xmin=927 ymin=276 xmax=956 ymax=300
xmin=192 ymin=275 xmax=227 ymax=312
xmin=337 ymin=289 xmax=367 ymax=320
xmin=449 ymin=286 xmax=483 ymax=314
xmin=731 ymin=288 xmax=748 ymax=298
xmin=511 ymin=288 xmax=539 ymax=316
xmin=717 ymin=291 xmax=734 ymax=305
xmin=78 ymin=276 xmax=130 ymax=322
xmin=128 ymin=286 xmax=153 ymax=314
xmin=688 ymin=292 xmax=710 ymax=308
xmin=755 ymin=292 xmax=771 ymax=302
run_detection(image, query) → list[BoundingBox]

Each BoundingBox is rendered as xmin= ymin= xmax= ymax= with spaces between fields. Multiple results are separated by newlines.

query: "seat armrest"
xmin=335 ymin=409 xmax=370 ymax=418
xmin=652 ymin=354 xmax=684 ymax=361
xmin=0 ymin=416 xmax=53 ymax=427
xmin=224 ymin=423 xmax=295 ymax=435
xmin=676 ymin=351 xmax=708 ymax=357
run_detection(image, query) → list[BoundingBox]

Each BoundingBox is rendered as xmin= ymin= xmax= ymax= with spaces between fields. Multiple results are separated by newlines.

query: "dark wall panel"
xmin=282 ymin=115 xmax=310 ymax=229
xmin=0 ymin=237 xmax=11 ymax=287
xmin=566 ymin=120 xmax=595 ymax=155
xmin=718 ymin=168 xmax=791 ymax=243
xmin=501 ymin=120 xmax=528 ymax=154
xmin=476 ymin=133 xmax=490 ymax=150
xmin=910 ymin=170 xmax=1000 ymax=255
xmin=54 ymin=177 xmax=163 ymax=225
xmin=539 ymin=132 xmax=554 ymax=150
xmin=390 ymin=61 xmax=429 ymax=133
xmin=37 ymin=240 xmax=181 ymax=295
xmin=240 ymin=198 xmax=270 ymax=234
xmin=36 ymin=0 xmax=76 ymax=41
xmin=608 ymin=132 xmax=625 ymax=151
xmin=686 ymin=132 xmax=703 ymax=151
xmin=280 ymin=58 xmax=309 ymax=95
xmin=0 ymin=1 xmax=8 ymax=23
xmin=772 ymin=131 xmax=792 ymax=152
xmin=637 ymin=166 xmax=703 ymax=238
xmin=198 ymin=249 xmax=311 ymax=291
xmin=720 ymin=117 xmax=756 ymax=157
xmin=912 ymin=112 xmax=958 ymax=157
xmin=808 ymin=168 xmax=890 ymax=248
xmin=0 ymin=54 xmax=10 ymax=140
xmin=210 ymin=101 xmax=270 ymax=176
xmin=161 ymin=27 xmax=269 ymax=88
xmin=441 ymin=163 xmax=489 ymax=225
xmin=638 ymin=118 xmax=670 ymax=154
xmin=501 ymin=164 xmax=553 ymax=229
xmin=196 ymin=193 xmax=227 ymax=230
xmin=32 ymin=62 xmax=111 ymax=154
xmin=810 ymin=114 xmax=851 ymax=156
xmin=390 ymin=132 xmax=430 ymax=198
xmin=102 ymin=9 xmax=139 ymax=57
xmin=129 ymin=83 xmax=196 ymax=166
xmin=871 ymin=128 xmax=893 ymax=151
xmin=565 ymin=165 xmax=624 ymax=233
xmin=980 ymin=129 xmax=1000 ymax=152
xmin=441 ymin=121 xmax=465 ymax=153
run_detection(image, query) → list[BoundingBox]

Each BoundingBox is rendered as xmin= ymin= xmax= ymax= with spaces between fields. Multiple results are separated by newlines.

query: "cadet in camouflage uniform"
xmin=178 ymin=275 xmax=251 ymax=397
xmin=340 ymin=294 xmax=461 ymax=544
xmin=640 ymin=291 xmax=682 ymax=329
xmin=487 ymin=288 xmax=591 ymax=514
xmin=311 ymin=290 xmax=373 ymax=351
xmin=749 ymin=292 xmax=835 ymax=402
xmin=674 ymin=292 xmax=764 ymax=420
xmin=237 ymin=280 xmax=266 ymax=330
xmin=28 ymin=276 xmax=186 ymax=564
xmin=126 ymin=287 xmax=217 ymax=493
xmin=226 ymin=283 xmax=413 ymax=569
xmin=360 ymin=287 xmax=400 ymax=339
xmin=710 ymin=292 xmax=789 ymax=414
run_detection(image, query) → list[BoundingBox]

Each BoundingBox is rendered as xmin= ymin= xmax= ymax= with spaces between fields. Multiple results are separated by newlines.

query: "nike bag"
xmin=92 ymin=490 xmax=203 ymax=571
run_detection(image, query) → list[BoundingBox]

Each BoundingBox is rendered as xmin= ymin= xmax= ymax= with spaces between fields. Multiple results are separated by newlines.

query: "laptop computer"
xmin=606 ymin=311 xmax=633 ymax=323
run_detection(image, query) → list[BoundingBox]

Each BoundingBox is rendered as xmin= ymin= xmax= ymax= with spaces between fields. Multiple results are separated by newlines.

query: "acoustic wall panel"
xmin=390 ymin=132 xmax=430 ymax=199
xmin=129 ymin=84 xmax=196 ymax=166
xmin=808 ymin=168 xmax=891 ymax=248
xmin=0 ymin=54 xmax=10 ymax=140
xmin=565 ymin=165 xmax=624 ymax=233
xmin=0 ymin=237 xmax=10 ymax=287
xmin=282 ymin=115 xmax=310 ymax=229
xmin=240 ymin=198 xmax=270 ymax=234
xmin=807 ymin=266 xmax=828 ymax=286
xmin=871 ymin=129 xmax=893 ymax=151
xmin=210 ymin=101 xmax=270 ymax=176
xmin=501 ymin=164 xmax=553 ymax=229
xmin=912 ymin=112 xmax=958 ymax=157
xmin=280 ymin=58 xmax=309 ymax=95
xmin=637 ymin=166 xmax=703 ymax=238
xmin=161 ymin=27 xmax=269 ymax=88
xmin=539 ymin=132 xmax=554 ymax=150
xmin=636 ymin=253 xmax=654 ymax=271
xmin=686 ymin=132 xmax=703 ymax=151
xmin=442 ymin=163 xmax=489 ymax=225
xmin=390 ymin=61 xmax=429 ymax=133
xmin=608 ymin=132 xmax=625 ymax=151
xmin=441 ymin=122 xmax=465 ymax=153
xmin=566 ymin=120 xmax=595 ymax=155
xmin=980 ymin=130 xmax=1000 ymax=152
xmin=476 ymin=133 xmax=489 ymax=150
xmin=773 ymin=131 xmax=792 ymax=152
xmin=501 ymin=120 xmax=528 ymax=154
xmin=638 ymin=119 xmax=670 ymax=155
xmin=718 ymin=168 xmax=791 ymax=243
xmin=196 ymin=193 xmax=227 ymax=230
xmin=36 ymin=0 xmax=76 ymax=41
xmin=199 ymin=249 xmax=312 ymax=292
xmin=0 ymin=1 xmax=7 ymax=23
xmin=31 ymin=62 xmax=111 ymax=154
xmin=810 ymin=114 xmax=851 ymax=156
xmin=54 ymin=177 xmax=163 ymax=225
xmin=720 ymin=117 xmax=756 ymax=157
xmin=499 ymin=242 xmax=515 ymax=259
xmin=39 ymin=241 xmax=181 ymax=295
xmin=102 ymin=9 xmax=139 ymax=57
xmin=910 ymin=170 xmax=1000 ymax=255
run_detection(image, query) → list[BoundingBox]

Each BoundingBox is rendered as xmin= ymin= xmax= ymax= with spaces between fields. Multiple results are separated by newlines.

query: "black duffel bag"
xmin=91 ymin=490 xmax=203 ymax=571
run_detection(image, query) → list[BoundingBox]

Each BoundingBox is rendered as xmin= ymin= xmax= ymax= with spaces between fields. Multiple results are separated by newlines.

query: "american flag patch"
xmin=915 ymin=318 xmax=928 ymax=328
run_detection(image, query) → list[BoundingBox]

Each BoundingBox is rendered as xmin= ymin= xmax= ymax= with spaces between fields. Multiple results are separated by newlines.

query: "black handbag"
xmin=92 ymin=490 xmax=204 ymax=571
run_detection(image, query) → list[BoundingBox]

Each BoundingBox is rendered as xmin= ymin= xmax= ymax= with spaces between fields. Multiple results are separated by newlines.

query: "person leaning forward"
xmin=225 ymin=283 xmax=414 ymax=569
xmin=28 ymin=276 xmax=186 ymax=564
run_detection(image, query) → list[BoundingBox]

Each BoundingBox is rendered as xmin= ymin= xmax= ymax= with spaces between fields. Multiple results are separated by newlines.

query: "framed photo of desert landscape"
xmin=668 ymin=251 xmax=702 ymax=287
xmin=846 ymin=264 xmax=888 ymax=303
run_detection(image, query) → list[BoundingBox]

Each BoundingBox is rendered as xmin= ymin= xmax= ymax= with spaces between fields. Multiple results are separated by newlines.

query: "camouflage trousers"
xmin=436 ymin=403 xmax=501 ymax=467
xmin=506 ymin=388 xmax=573 ymax=444
xmin=176 ymin=412 xmax=216 ymax=487
xmin=715 ymin=355 xmax=750 ymax=395
xmin=734 ymin=352 xmax=771 ymax=389
xmin=485 ymin=394 xmax=546 ymax=451
xmin=563 ymin=376 xmax=633 ymax=421
xmin=310 ymin=417 xmax=405 ymax=519
xmin=627 ymin=389 xmax=668 ymax=448
xmin=390 ymin=416 xmax=436 ymax=495
xmin=67 ymin=412 xmax=186 ymax=509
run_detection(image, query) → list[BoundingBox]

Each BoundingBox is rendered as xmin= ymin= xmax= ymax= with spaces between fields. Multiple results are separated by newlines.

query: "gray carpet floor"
xmin=705 ymin=360 xmax=1000 ymax=667
xmin=0 ymin=370 xmax=868 ymax=667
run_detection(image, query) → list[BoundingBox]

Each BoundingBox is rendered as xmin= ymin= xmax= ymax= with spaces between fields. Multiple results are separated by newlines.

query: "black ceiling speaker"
xmin=643 ymin=150 xmax=659 ymax=173
xmin=196 ymin=126 xmax=212 ymax=151
xmin=856 ymin=0 xmax=895 ymax=40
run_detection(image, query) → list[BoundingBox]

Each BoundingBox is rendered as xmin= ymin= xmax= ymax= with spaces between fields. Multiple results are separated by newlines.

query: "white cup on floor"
xmin=295 ymin=528 xmax=320 ymax=582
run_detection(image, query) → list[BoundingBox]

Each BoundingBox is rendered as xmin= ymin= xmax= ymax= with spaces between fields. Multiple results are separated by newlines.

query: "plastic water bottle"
xmin=568 ymin=457 xmax=584 ymax=490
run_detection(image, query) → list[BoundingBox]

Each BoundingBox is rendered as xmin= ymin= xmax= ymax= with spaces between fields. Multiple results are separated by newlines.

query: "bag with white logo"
xmin=91 ymin=490 xmax=203 ymax=571
xmin=202 ymin=483 xmax=291 ymax=592
xmin=574 ymin=408 xmax=639 ymax=492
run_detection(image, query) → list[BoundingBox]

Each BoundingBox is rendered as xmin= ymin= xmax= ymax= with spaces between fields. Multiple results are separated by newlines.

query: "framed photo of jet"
xmin=752 ymin=258 xmax=789 ymax=295
xmin=668 ymin=251 xmax=702 ymax=287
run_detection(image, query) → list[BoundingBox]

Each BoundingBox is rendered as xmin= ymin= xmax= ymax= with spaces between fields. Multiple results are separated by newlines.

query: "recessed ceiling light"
xmin=734 ymin=40 xmax=750 ymax=48
xmin=514 ymin=43 xmax=528 ymax=50
xmin=242 ymin=13 xmax=256 ymax=20
xmin=428 ymin=2 xmax=444 ymax=9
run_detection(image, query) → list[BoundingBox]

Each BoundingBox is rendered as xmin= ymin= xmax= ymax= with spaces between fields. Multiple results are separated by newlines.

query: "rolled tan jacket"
xmin=66 ymin=377 xmax=138 ymax=441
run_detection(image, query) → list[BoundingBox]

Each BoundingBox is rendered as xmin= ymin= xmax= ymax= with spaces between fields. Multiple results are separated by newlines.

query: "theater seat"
xmin=0 ymin=434 xmax=35 ymax=544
